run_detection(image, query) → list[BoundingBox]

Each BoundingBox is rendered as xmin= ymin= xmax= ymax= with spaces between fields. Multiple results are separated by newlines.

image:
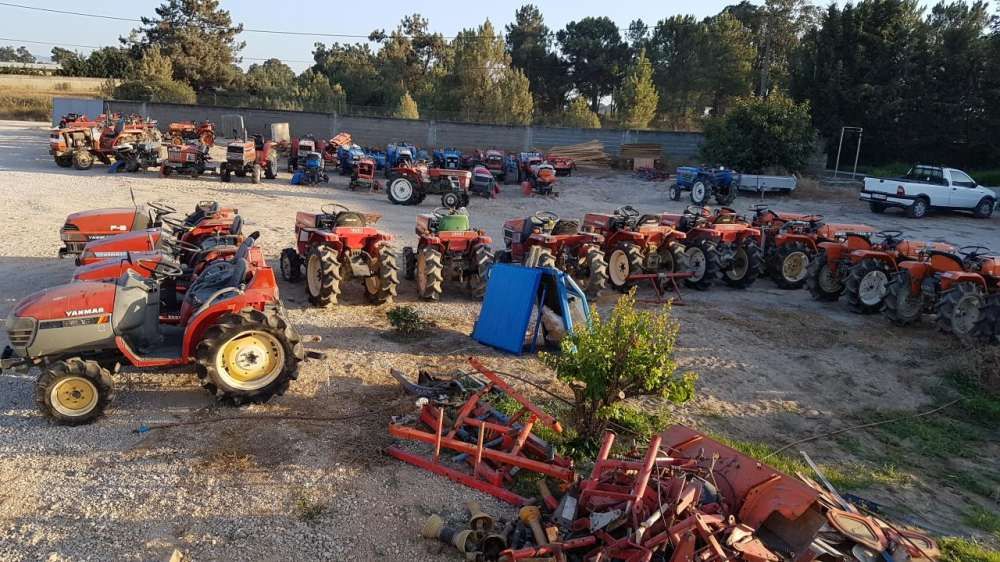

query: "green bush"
xmin=541 ymin=290 xmax=696 ymax=438
xmin=386 ymin=305 xmax=430 ymax=336
xmin=701 ymin=92 xmax=814 ymax=173
xmin=113 ymin=79 xmax=196 ymax=104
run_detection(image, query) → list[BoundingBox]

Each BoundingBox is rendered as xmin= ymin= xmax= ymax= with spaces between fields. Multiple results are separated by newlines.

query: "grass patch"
xmin=964 ymin=507 xmax=1000 ymax=541
xmin=292 ymin=489 xmax=326 ymax=522
xmin=940 ymin=537 xmax=1000 ymax=562
xmin=0 ymin=93 xmax=51 ymax=121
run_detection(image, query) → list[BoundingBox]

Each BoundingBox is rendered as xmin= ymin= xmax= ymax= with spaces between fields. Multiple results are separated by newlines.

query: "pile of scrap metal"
xmin=402 ymin=416 xmax=941 ymax=562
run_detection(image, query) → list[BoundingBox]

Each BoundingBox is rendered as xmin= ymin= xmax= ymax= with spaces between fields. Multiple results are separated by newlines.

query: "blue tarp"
xmin=472 ymin=264 xmax=542 ymax=354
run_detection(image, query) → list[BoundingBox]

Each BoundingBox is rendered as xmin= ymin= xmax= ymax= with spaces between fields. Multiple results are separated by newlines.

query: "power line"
xmin=0 ymin=36 xmax=312 ymax=64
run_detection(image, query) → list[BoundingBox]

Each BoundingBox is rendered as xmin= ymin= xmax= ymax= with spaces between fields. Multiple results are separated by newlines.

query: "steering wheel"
xmin=321 ymin=203 xmax=349 ymax=215
xmin=162 ymin=237 xmax=201 ymax=255
xmin=803 ymin=214 xmax=824 ymax=223
xmin=135 ymin=257 xmax=184 ymax=280
xmin=432 ymin=206 xmax=467 ymax=218
xmin=959 ymin=245 xmax=992 ymax=259
xmin=531 ymin=210 xmax=559 ymax=226
xmin=684 ymin=205 xmax=711 ymax=218
xmin=614 ymin=205 xmax=640 ymax=218
xmin=147 ymin=201 xmax=177 ymax=215
xmin=875 ymin=230 xmax=904 ymax=242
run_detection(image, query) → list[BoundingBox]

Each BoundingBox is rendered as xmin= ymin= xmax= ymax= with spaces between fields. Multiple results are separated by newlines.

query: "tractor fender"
xmin=898 ymin=261 xmax=929 ymax=292
xmin=850 ymin=249 xmax=897 ymax=269
xmin=937 ymin=271 xmax=987 ymax=292
xmin=181 ymin=284 xmax=279 ymax=359
xmin=777 ymin=233 xmax=817 ymax=252
xmin=417 ymin=237 xmax=444 ymax=253
xmin=818 ymin=241 xmax=848 ymax=261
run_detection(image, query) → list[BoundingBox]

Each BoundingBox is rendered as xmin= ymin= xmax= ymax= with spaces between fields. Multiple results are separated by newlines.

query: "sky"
xmin=0 ymin=0 xmax=748 ymax=72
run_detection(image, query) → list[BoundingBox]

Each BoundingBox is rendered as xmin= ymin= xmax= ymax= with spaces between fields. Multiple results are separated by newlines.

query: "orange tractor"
xmin=167 ymin=121 xmax=215 ymax=146
xmin=280 ymin=204 xmax=399 ymax=306
xmin=582 ymin=206 xmax=688 ymax=291
xmin=220 ymin=134 xmax=279 ymax=183
xmin=498 ymin=211 xmax=608 ymax=296
xmin=659 ymin=205 xmax=763 ymax=290
xmin=402 ymin=208 xmax=494 ymax=301
xmin=49 ymin=114 xmax=159 ymax=170
xmin=839 ymin=236 xmax=954 ymax=314
xmin=805 ymin=229 xmax=901 ymax=303
xmin=884 ymin=246 xmax=999 ymax=341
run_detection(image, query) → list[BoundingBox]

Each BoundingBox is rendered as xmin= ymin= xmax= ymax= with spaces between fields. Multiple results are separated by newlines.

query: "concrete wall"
xmin=106 ymin=100 xmax=704 ymax=159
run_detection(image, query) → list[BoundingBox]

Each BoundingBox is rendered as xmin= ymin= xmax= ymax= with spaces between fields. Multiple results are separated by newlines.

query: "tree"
xmin=506 ymin=5 xmax=569 ymax=112
xmin=615 ymin=49 xmax=659 ymax=129
xmin=113 ymin=79 xmax=196 ymax=104
xmin=375 ymin=14 xmax=451 ymax=112
xmin=128 ymin=0 xmax=244 ymax=92
xmin=298 ymin=70 xmax=345 ymax=113
xmin=394 ymin=91 xmax=420 ymax=119
xmin=312 ymin=42 xmax=382 ymax=107
xmin=541 ymin=292 xmax=696 ymax=438
xmin=0 ymin=46 xmax=35 ymax=63
xmin=557 ymin=17 xmax=629 ymax=112
xmin=560 ymin=96 xmax=602 ymax=128
xmin=701 ymin=92 xmax=814 ymax=173
xmin=450 ymin=20 xmax=534 ymax=124
xmin=84 ymin=47 xmax=132 ymax=79
xmin=51 ymin=47 xmax=90 ymax=76
xmin=245 ymin=58 xmax=298 ymax=109
xmin=701 ymin=13 xmax=756 ymax=113
xmin=134 ymin=47 xmax=173 ymax=81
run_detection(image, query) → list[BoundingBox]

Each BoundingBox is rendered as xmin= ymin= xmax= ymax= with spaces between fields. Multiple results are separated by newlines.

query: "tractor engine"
xmin=226 ymin=141 xmax=255 ymax=167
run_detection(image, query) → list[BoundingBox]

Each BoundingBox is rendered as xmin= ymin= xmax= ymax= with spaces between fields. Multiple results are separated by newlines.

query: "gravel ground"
xmin=0 ymin=121 xmax=997 ymax=560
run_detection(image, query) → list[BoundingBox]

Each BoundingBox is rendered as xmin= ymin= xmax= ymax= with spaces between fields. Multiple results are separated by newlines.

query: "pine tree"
xmin=616 ymin=49 xmax=659 ymax=129
xmin=561 ymin=96 xmax=601 ymax=128
xmin=451 ymin=20 xmax=533 ymax=125
xmin=395 ymin=91 xmax=420 ymax=119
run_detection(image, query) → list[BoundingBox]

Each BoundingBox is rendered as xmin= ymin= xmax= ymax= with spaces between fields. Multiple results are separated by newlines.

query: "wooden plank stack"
xmin=544 ymin=140 xmax=610 ymax=167
xmin=620 ymin=143 xmax=664 ymax=170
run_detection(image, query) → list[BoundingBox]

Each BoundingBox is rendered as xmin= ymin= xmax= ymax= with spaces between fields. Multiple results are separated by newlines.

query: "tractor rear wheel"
xmin=845 ymin=258 xmax=891 ymax=314
xmin=722 ymin=239 xmax=762 ymax=289
xmin=195 ymin=307 xmax=303 ymax=405
xmin=306 ymin=246 xmax=341 ymax=306
xmin=608 ymin=243 xmax=643 ymax=291
xmin=417 ymin=247 xmax=444 ymax=301
xmin=583 ymin=246 xmax=608 ymax=297
xmin=771 ymin=242 xmax=812 ymax=289
xmin=388 ymin=178 xmax=418 ymax=205
xmin=221 ymin=167 xmax=231 ymax=183
xmin=690 ymin=181 xmax=709 ymax=205
xmin=36 ymin=358 xmax=113 ymax=425
xmin=659 ymin=241 xmax=689 ymax=274
xmin=971 ymin=294 xmax=1000 ymax=344
xmin=683 ymin=240 xmax=720 ymax=290
xmin=805 ymin=249 xmax=843 ymax=301
xmin=251 ymin=164 xmax=263 ymax=184
xmin=265 ymin=158 xmax=277 ymax=179
xmin=365 ymin=245 xmax=399 ymax=304
xmin=72 ymin=150 xmax=93 ymax=170
xmin=935 ymin=281 xmax=985 ymax=340
xmin=402 ymin=247 xmax=416 ymax=280
xmin=279 ymin=248 xmax=301 ymax=282
xmin=883 ymin=270 xmax=923 ymax=326
xmin=467 ymin=243 xmax=494 ymax=299
xmin=714 ymin=185 xmax=737 ymax=206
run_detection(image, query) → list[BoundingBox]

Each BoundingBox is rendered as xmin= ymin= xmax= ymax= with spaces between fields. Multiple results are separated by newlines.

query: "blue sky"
xmin=0 ymin=0 xmax=938 ymax=72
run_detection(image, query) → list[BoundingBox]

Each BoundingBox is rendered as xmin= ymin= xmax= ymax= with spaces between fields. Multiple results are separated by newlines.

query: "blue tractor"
xmin=337 ymin=144 xmax=366 ymax=176
xmin=668 ymin=166 xmax=739 ymax=206
xmin=386 ymin=142 xmax=418 ymax=178
xmin=432 ymin=147 xmax=463 ymax=169
xmin=365 ymin=148 xmax=387 ymax=170
xmin=290 ymin=151 xmax=329 ymax=185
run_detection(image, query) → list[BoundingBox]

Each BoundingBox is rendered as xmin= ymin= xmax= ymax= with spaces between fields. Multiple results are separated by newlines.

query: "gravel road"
xmin=0 ymin=121 xmax=996 ymax=560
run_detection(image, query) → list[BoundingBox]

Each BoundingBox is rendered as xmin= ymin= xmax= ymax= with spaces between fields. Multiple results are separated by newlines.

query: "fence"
xmin=102 ymin=99 xmax=704 ymax=159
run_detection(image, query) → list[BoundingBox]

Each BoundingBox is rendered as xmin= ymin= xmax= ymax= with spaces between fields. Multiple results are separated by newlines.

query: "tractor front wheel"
xmin=36 ymin=358 xmax=113 ymax=425
xmin=220 ymin=166 xmax=231 ymax=183
xmin=195 ymin=307 xmax=303 ymax=405
xmin=883 ymin=270 xmax=924 ymax=326
xmin=583 ymin=246 xmax=608 ymax=297
xmin=265 ymin=158 xmax=277 ymax=179
xmin=280 ymin=248 xmax=301 ymax=282
xmin=845 ymin=258 xmax=891 ymax=314
xmin=417 ymin=247 xmax=444 ymax=301
xmin=72 ymin=150 xmax=94 ymax=170
xmin=771 ymin=242 xmax=812 ymax=289
xmin=608 ymin=243 xmax=643 ymax=291
xmin=467 ymin=243 xmax=493 ymax=299
xmin=668 ymin=183 xmax=681 ymax=201
xmin=805 ymin=249 xmax=843 ymax=301
xmin=365 ymin=245 xmax=399 ymax=304
xmin=935 ymin=281 xmax=985 ymax=340
xmin=306 ymin=246 xmax=342 ymax=306
xmin=722 ymin=239 xmax=762 ymax=289
xmin=689 ymin=180 xmax=709 ymax=205
xmin=683 ymin=240 xmax=720 ymax=290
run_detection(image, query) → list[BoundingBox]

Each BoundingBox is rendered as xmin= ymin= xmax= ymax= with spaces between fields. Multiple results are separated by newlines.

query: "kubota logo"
xmin=66 ymin=307 xmax=106 ymax=317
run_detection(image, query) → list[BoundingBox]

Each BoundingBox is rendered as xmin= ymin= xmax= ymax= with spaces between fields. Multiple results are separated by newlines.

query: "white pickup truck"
xmin=859 ymin=165 xmax=996 ymax=219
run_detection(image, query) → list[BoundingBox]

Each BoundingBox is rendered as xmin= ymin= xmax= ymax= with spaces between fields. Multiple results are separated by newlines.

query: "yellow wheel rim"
xmin=782 ymin=251 xmax=809 ymax=282
xmin=216 ymin=331 xmax=285 ymax=391
xmin=50 ymin=376 xmax=99 ymax=417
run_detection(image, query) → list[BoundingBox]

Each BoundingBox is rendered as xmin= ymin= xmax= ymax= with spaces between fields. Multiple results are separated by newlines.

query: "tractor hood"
xmin=13 ymin=281 xmax=117 ymax=322
xmin=64 ymin=207 xmax=141 ymax=233
xmin=78 ymin=229 xmax=161 ymax=265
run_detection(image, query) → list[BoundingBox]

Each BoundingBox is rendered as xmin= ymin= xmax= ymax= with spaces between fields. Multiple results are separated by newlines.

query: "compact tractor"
xmin=520 ymin=160 xmax=558 ymax=197
xmin=161 ymin=142 xmax=212 ymax=177
xmin=482 ymin=149 xmax=507 ymax=180
xmin=167 ymin=121 xmax=215 ymax=146
xmin=280 ymin=204 xmax=399 ymax=306
xmin=337 ymin=144 xmax=366 ymax=176
xmin=387 ymin=165 xmax=472 ymax=207
xmin=432 ymin=147 xmax=463 ymax=170
xmin=386 ymin=142 xmax=418 ymax=177
xmin=111 ymin=141 xmax=163 ymax=173
xmin=498 ymin=211 xmax=608 ymax=296
xmin=59 ymin=199 xmax=180 ymax=258
xmin=842 ymin=238 xmax=954 ymax=314
xmin=220 ymin=134 xmax=279 ymax=183
xmin=582 ymin=206 xmax=688 ymax=291
xmin=805 ymin=229 xmax=891 ymax=302
xmin=1 ymin=233 xmax=304 ymax=425
xmin=402 ymin=208 xmax=494 ymax=301
xmin=348 ymin=156 xmax=379 ymax=191
xmin=659 ymin=206 xmax=763 ymax=290
xmin=546 ymin=154 xmax=575 ymax=176
xmin=469 ymin=165 xmax=498 ymax=198
xmin=287 ymin=135 xmax=324 ymax=172
xmin=883 ymin=246 xmax=999 ymax=340
xmin=50 ymin=115 xmax=157 ymax=170
xmin=668 ymin=166 xmax=739 ymax=206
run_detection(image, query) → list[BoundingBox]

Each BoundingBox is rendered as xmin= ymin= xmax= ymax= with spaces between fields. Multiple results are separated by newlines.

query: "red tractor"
xmin=59 ymin=200 xmax=178 ymax=259
xmin=482 ymin=149 xmax=506 ymax=179
xmin=659 ymin=206 xmax=763 ymax=290
xmin=386 ymin=165 xmax=472 ymax=207
xmin=280 ymin=204 xmax=399 ymax=306
xmin=582 ymin=206 xmax=688 ymax=291
xmin=75 ymin=204 xmax=239 ymax=266
xmin=546 ymin=154 xmax=575 ymax=176
xmin=1 ymin=233 xmax=305 ymax=425
xmin=220 ymin=134 xmax=279 ymax=183
xmin=167 ymin=121 xmax=215 ymax=146
xmin=805 ymin=229 xmax=900 ymax=302
xmin=843 ymin=238 xmax=954 ymax=314
xmin=402 ymin=208 xmax=494 ymax=301
xmin=884 ymin=246 xmax=999 ymax=341
xmin=349 ymin=156 xmax=381 ymax=191
xmin=520 ymin=161 xmax=558 ymax=197
xmin=498 ymin=211 xmax=608 ymax=296
xmin=161 ymin=142 xmax=212 ymax=177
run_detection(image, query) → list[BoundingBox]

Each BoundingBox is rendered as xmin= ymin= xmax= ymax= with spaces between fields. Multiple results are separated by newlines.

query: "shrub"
xmin=113 ymin=79 xmax=196 ymax=104
xmin=386 ymin=305 xmax=431 ymax=336
xmin=541 ymin=290 xmax=696 ymax=438
xmin=701 ymin=92 xmax=815 ymax=173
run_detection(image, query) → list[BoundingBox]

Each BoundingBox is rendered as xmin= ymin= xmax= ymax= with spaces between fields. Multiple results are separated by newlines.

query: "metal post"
xmin=833 ymin=127 xmax=846 ymax=178
xmin=852 ymin=129 xmax=863 ymax=178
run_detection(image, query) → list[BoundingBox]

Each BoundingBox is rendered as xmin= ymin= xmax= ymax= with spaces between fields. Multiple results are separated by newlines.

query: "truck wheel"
xmin=417 ymin=247 xmax=444 ymax=301
xmin=689 ymin=180 xmax=709 ymax=205
xmin=869 ymin=201 xmax=886 ymax=213
xmin=905 ymin=197 xmax=928 ymax=219
xmin=195 ymin=307 xmax=303 ymax=405
xmin=251 ymin=164 xmax=262 ymax=184
xmin=973 ymin=198 xmax=995 ymax=219
xmin=36 ymin=358 xmax=113 ymax=425
xmin=306 ymin=246 xmax=341 ymax=306
xmin=388 ymin=177 xmax=418 ymax=205
xmin=280 ymin=248 xmax=301 ymax=282
xmin=72 ymin=150 xmax=94 ymax=170
xmin=366 ymin=245 xmax=399 ymax=304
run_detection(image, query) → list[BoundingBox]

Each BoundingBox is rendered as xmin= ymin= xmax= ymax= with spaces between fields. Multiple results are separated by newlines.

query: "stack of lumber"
xmin=619 ymin=143 xmax=663 ymax=159
xmin=545 ymin=140 xmax=610 ymax=167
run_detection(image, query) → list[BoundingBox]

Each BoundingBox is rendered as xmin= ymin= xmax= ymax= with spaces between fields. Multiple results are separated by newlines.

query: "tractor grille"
xmin=6 ymin=316 xmax=36 ymax=348
xmin=61 ymin=223 xmax=79 ymax=232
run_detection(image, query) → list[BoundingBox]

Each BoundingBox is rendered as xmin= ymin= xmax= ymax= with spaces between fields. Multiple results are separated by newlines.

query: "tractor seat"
xmin=334 ymin=212 xmax=367 ymax=228
xmin=185 ymin=258 xmax=250 ymax=308
xmin=550 ymin=220 xmax=579 ymax=235
xmin=637 ymin=214 xmax=660 ymax=227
